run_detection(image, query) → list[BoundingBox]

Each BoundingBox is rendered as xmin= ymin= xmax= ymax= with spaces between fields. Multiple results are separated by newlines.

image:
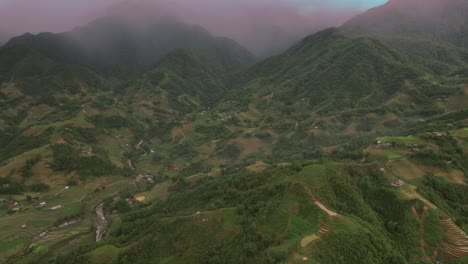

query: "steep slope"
xmin=0 ymin=14 xmax=254 ymax=143
xmin=343 ymin=0 xmax=468 ymax=48
xmin=233 ymin=28 xmax=418 ymax=112
xmin=1 ymin=16 xmax=254 ymax=79
xmin=199 ymin=28 xmax=465 ymax=163
xmin=120 ymin=49 xmax=227 ymax=115
xmin=342 ymin=0 xmax=468 ymax=73
xmin=0 ymin=14 xmax=254 ymax=185
xmin=0 ymin=43 xmax=110 ymax=96
xmin=1 ymin=2 xmax=467 ymax=263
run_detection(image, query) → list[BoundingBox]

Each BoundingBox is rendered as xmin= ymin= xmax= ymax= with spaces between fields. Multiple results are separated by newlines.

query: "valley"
xmin=0 ymin=0 xmax=467 ymax=263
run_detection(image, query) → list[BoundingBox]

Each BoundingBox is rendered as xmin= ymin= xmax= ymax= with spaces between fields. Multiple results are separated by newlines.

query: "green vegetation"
xmin=418 ymin=175 xmax=468 ymax=228
xmin=388 ymin=154 xmax=403 ymax=160
xmin=0 ymin=0 xmax=467 ymax=263
xmin=52 ymin=145 xmax=116 ymax=177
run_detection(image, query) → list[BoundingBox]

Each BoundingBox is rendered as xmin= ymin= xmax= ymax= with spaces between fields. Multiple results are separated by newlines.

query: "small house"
xmin=49 ymin=205 xmax=64 ymax=211
xmin=391 ymin=180 xmax=405 ymax=187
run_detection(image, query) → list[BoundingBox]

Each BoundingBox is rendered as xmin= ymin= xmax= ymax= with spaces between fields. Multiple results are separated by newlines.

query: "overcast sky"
xmin=0 ymin=0 xmax=388 ymax=55
xmin=0 ymin=0 xmax=387 ymax=33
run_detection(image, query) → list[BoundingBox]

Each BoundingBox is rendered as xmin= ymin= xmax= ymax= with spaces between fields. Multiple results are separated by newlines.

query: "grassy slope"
xmin=0 ymin=8 xmax=467 ymax=263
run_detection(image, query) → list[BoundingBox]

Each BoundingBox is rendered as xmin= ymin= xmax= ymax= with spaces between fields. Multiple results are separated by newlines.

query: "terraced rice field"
xmin=439 ymin=216 xmax=468 ymax=258
xmin=300 ymin=200 xmax=361 ymax=249
xmin=397 ymin=185 xmax=437 ymax=209
xmin=38 ymin=226 xmax=89 ymax=244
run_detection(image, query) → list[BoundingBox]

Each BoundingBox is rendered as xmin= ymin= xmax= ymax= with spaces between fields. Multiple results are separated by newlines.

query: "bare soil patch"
xmin=418 ymin=166 xmax=466 ymax=184
xmin=171 ymin=124 xmax=193 ymax=141
xmin=233 ymin=137 xmax=266 ymax=159
xmin=300 ymin=234 xmax=320 ymax=247
xmin=134 ymin=195 xmax=146 ymax=202
xmin=314 ymin=201 xmax=338 ymax=217
xmin=246 ymin=161 xmax=270 ymax=172
xmin=391 ymin=159 xmax=425 ymax=180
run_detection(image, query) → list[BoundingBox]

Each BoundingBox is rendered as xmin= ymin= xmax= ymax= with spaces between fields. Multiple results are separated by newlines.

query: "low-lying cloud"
xmin=0 ymin=0 xmax=386 ymax=55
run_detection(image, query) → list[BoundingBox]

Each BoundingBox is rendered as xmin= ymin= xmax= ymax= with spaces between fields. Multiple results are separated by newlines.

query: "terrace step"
xmin=419 ymin=256 xmax=433 ymax=263
xmin=439 ymin=217 xmax=468 ymax=258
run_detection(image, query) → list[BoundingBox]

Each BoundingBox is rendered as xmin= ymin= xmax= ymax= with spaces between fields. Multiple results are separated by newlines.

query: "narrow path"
xmin=127 ymin=159 xmax=135 ymax=170
xmin=314 ymin=201 xmax=338 ymax=217
xmin=164 ymin=207 xmax=237 ymax=219
xmin=136 ymin=140 xmax=144 ymax=150
xmin=300 ymin=193 xmax=339 ymax=248
xmin=79 ymin=193 xmax=87 ymax=202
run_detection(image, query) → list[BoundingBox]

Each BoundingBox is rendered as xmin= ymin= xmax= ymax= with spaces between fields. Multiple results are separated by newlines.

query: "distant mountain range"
xmin=0 ymin=0 xmax=467 ymax=263
xmin=2 ymin=15 xmax=254 ymax=78
xmin=0 ymin=31 xmax=9 ymax=46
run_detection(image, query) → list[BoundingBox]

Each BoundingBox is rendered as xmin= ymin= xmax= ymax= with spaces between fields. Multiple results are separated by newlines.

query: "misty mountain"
xmin=0 ymin=30 xmax=10 ymax=46
xmin=1 ymin=15 xmax=254 ymax=79
xmin=341 ymin=0 xmax=468 ymax=74
xmin=343 ymin=0 xmax=468 ymax=48
xmin=0 ymin=35 xmax=6 ymax=46
xmin=0 ymin=1 xmax=468 ymax=263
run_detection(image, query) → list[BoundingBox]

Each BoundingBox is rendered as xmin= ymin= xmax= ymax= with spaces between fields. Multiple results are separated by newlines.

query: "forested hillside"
xmin=0 ymin=0 xmax=467 ymax=263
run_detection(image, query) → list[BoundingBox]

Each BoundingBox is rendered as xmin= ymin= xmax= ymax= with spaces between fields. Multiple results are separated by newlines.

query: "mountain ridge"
xmin=0 ymin=1 xmax=467 ymax=263
xmin=2 ymin=15 xmax=255 ymax=79
xmin=343 ymin=0 xmax=468 ymax=49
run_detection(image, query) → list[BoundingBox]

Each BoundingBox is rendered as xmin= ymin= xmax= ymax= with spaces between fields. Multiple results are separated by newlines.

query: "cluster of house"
xmin=35 ymin=201 xmax=64 ymax=211
xmin=376 ymin=140 xmax=392 ymax=148
xmin=135 ymin=173 xmax=154 ymax=183
xmin=1 ymin=199 xmax=22 ymax=212
xmin=0 ymin=198 xmax=18 ymax=206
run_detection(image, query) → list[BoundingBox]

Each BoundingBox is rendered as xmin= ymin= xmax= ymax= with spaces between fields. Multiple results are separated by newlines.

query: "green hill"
xmin=2 ymin=16 xmax=254 ymax=79
xmin=232 ymin=28 xmax=419 ymax=112
xmin=120 ymin=49 xmax=228 ymax=113
xmin=0 ymin=1 xmax=467 ymax=263
xmin=342 ymin=0 xmax=468 ymax=74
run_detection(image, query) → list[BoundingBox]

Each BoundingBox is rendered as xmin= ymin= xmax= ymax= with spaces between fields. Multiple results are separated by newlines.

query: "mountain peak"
xmin=0 ymin=13 xmax=254 ymax=78
xmin=342 ymin=0 xmax=468 ymax=48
